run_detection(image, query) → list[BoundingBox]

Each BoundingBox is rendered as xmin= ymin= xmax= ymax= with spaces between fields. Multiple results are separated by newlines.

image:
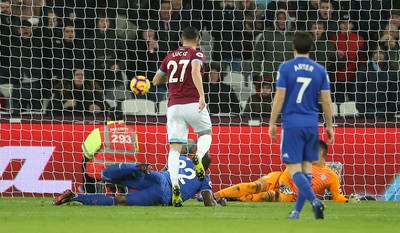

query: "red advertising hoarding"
xmin=0 ymin=123 xmax=399 ymax=197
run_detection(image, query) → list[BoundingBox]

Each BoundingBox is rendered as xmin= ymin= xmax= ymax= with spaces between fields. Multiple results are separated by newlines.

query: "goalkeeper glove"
xmin=279 ymin=184 xmax=295 ymax=195
xmin=347 ymin=193 xmax=361 ymax=203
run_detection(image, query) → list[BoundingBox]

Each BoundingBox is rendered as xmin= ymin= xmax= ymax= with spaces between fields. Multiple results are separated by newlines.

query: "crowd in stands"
xmin=0 ymin=0 xmax=399 ymax=121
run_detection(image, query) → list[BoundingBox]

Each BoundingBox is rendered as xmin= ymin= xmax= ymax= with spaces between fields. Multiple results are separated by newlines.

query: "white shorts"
xmin=167 ymin=102 xmax=212 ymax=143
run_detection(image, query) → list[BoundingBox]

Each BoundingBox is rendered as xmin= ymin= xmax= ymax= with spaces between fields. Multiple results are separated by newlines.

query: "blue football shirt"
xmin=164 ymin=156 xmax=212 ymax=202
xmin=276 ymin=56 xmax=330 ymax=129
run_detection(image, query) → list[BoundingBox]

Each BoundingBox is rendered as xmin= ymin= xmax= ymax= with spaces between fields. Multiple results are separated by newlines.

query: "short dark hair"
xmin=307 ymin=21 xmax=325 ymax=30
xmin=292 ymin=32 xmax=314 ymax=54
xmin=391 ymin=10 xmax=400 ymax=17
xmin=181 ymin=27 xmax=199 ymax=42
xmin=107 ymin=107 xmax=124 ymax=121
xmin=319 ymin=140 xmax=328 ymax=158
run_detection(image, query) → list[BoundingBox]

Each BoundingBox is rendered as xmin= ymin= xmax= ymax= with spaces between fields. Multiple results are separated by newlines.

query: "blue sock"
xmin=73 ymin=194 xmax=116 ymax=206
xmin=293 ymin=173 xmax=313 ymax=212
xmin=292 ymin=172 xmax=317 ymax=203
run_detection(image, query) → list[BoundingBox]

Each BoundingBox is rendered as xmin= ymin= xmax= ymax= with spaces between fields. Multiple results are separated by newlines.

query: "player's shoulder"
xmin=279 ymin=60 xmax=291 ymax=69
xmin=313 ymin=61 xmax=326 ymax=72
xmin=189 ymin=48 xmax=205 ymax=59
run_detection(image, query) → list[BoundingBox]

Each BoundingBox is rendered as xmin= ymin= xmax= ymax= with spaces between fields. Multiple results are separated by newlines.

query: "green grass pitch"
xmin=1 ymin=198 xmax=399 ymax=233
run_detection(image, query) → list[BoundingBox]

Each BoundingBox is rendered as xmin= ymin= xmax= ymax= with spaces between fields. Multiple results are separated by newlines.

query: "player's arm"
xmin=328 ymin=170 xmax=348 ymax=203
xmin=201 ymin=190 xmax=227 ymax=206
xmin=81 ymin=128 xmax=102 ymax=159
xmin=191 ymin=60 xmax=206 ymax=112
xmin=269 ymin=88 xmax=286 ymax=124
xmin=320 ymin=72 xmax=334 ymax=143
xmin=268 ymin=87 xmax=286 ymax=142
xmin=320 ymin=91 xmax=334 ymax=143
xmin=152 ymin=70 xmax=168 ymax=86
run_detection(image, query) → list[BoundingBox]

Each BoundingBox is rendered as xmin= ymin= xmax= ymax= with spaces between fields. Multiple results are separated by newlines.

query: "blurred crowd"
xmin=0 ymin=0 xmax=399 ymax=121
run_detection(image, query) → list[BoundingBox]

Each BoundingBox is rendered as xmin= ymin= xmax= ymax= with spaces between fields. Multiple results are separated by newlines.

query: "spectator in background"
xmin=143 ymin=1 xmax=181 ymax=55
xmin=379 ymin=22 xmax=400 ymax=71
xmin=329 ymin=11 xmax=365 ymax=103
xmin=297 ymin=0 xmax=319 ymax=30
xmin=264 ymin=0 xmax=297 ymax=30
xmin=51 ymin=21 xmax=93 ymax=81
xmin=210 ymin=0 xmax=245 ymax=72
xmin=389 ymin=10 xmax=400 ymax=29
xmin=51 ymin=0 xmax=96 ymax=39
xmin=0 ymin=0 xmax=12 ymax=84
xmin=91 ymin=15 xmax=128 ymax=102
xmin=356 ymin=48 xmax=399 ymax=121
xmin=171 ymin=0 xmax=201 ymax=30
xmin=133 ymin=28 xmax=167 ymax=105
xmin=253 ymin=9 xmax=294 ymax=83
xmin=298 ymin=0 xmax=339 ymax=35
xmin=317 ymin=0 xmax=339 ymax=36
xmin=41 ymin=9 xmax=62 ymax=39
xmin=10 ymin=0 xmax=42 ymax=24
xmin=10 ymin=20 xmax=51 ymax=114
xmin=308 ymin=21 xmax=336 ymax=71
xmin=0 ymin=0 xmax=11 ymax=25
xmin=203 ymin=62 xmax=240 ymax=114
xmin=243 ymin=78 xmax=273 ymax=118
xmin=49 ymin=68 xmax=108 ymax=117
xmin=242 ymin=2 xmax=264 ymax=62
xmin=41 ymin=9 xmax=62 ymax=89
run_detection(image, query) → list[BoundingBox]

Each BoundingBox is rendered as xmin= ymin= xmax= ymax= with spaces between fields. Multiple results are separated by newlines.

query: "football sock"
xmin=215 ymin=181 xmax=261 ymax=198
xmin=196 ymin=134 xmax=212 ymax=160
xmin=168 ymin=149 xmax=180 ymax=186
xmin=73 ymin=194 xmax=116 ymax=206
xmin=292 ymin=172 xmax=317 ymax=203
xmin=293 ymin=173 xmax=312 ymax=212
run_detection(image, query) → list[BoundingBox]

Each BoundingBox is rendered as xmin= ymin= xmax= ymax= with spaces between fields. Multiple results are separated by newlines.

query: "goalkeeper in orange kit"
xmin=214 ymin=140 xmax=360 ymax=203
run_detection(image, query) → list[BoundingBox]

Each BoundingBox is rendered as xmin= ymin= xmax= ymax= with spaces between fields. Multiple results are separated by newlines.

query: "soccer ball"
xmin=130 ymin=75 xmax=151 ymax=95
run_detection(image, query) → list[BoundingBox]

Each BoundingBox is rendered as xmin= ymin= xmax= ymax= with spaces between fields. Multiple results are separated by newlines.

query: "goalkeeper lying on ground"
xmin=213 ymin=140 xmax=360 ymax=203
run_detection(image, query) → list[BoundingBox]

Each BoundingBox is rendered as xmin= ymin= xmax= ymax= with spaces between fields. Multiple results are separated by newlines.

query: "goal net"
xmin=0 ymin=0 xmax=399 ymax=201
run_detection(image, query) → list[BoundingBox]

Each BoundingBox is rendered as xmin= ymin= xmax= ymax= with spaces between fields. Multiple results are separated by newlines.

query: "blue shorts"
xmin=122 ymin=171 xmax=171 ymax=206
xmin=281 ymin=127 xmax=319 ymax=164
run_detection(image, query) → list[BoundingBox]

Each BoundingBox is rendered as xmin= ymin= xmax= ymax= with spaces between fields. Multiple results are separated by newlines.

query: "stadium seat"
xmin=0 ymin=83 xmax=12 ymax=111
xmin=240 ymin=100 xmax=247 ymax=111
xmin=339 ymin=101 xmax=359 ymax=117
xmin=158 ymin=100 xmax=168 ymax=115
xmin=223 ymin=72 xmax=255 ymax=101
xmin=121 ymin=99 xmax=156 ymax=115
xmin=332 ymin=103 xmax=339 ymax=117
xmin=199 ymin=30 xmax=213 ymax=64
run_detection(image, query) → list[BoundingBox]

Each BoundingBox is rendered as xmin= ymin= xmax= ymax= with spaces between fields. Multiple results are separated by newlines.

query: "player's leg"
xmin=166 ymin=105 xmax=188 ymax=207
xmin=281 ymin=128 xmax=316 ymax=219
xmin=124 ymin=189 xmax=165 ymax=206
xmin=118 ymin=171 xmax=170 ymax=206
xmin=168 ymin=143 xmax=184 ymax=207
xmin=101 ymin=163 xmax=152 ymax=183
xmin=304 ymin=131 xmax=325 ymax=219
xmin=238 ymin=190 xmax=279 ymax=202
xmin=53 ymin=189 xmax=116 ymax=206
xmin=185 ymin=103 xmax=212 ymax=181
xmin=214 ymin=178 xmax=267 ymax=199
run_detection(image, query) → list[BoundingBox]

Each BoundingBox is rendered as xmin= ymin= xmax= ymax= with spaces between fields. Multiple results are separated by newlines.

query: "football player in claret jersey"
xmin=152 ymin=27 xmax=212 ymax=207
xmin=268 ymin=32 xmax=334 ymax=219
